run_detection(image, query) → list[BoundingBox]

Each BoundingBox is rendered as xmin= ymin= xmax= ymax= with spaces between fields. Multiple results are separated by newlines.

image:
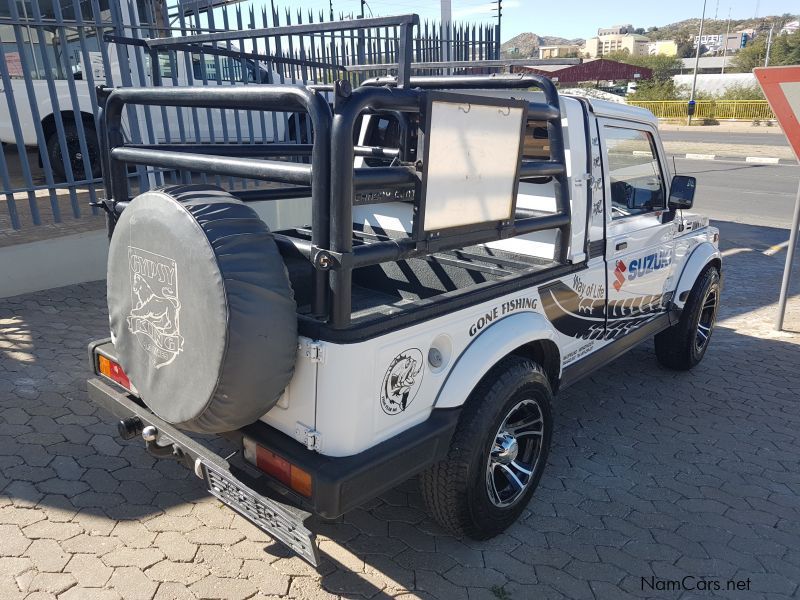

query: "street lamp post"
xmin=721 ymin=8 xmax=731 ymax=76
xmin=765 ymin=24 xmax=775 ymax=67
xmin=688 ymin=0 xmax=708 ymax=125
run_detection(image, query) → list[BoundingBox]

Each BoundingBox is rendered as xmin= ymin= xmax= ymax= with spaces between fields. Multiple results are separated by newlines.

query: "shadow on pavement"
xmin=1 ymin=217 xmax=799 ymax=597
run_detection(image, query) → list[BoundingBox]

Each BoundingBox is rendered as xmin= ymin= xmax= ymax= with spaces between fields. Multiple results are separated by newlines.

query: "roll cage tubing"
xmin=96 ymin=14 xmax=570 ymax=328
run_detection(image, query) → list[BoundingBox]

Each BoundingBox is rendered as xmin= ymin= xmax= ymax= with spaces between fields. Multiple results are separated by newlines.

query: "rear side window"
xmin=604 ymin=127 xmax=665 ymax=219
xmin=522 ymin=121 xmax=550 ymax=160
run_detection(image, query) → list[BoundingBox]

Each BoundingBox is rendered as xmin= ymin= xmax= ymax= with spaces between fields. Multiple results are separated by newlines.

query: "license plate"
xmin=200 ymin=462 xmax=320 ymax=566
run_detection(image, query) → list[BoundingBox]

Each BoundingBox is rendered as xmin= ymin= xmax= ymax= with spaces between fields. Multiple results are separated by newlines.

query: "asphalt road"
xmin=660 ymin=130 xmax=789 ymax=146
xmin=676 ymin=158 xmax=799 ymax=257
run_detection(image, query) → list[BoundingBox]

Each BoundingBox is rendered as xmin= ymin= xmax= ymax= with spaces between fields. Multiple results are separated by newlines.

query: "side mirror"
xmin=669 ymin=175 xmax=696 ymax=210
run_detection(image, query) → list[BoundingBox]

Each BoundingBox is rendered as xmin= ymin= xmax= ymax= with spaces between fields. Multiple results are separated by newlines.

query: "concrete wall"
xmin=1 ymin=230 xmax=109 ymax=299
xmin=0 ymin=197 xmax=312 ymax=299
xmin=672 ymin=73 xmax=758 ymax=96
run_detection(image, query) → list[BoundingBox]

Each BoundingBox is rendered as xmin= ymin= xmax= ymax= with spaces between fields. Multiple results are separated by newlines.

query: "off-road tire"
xmin=655 ymin=266 xmax=720 ymax=371
xmin=419 ymin=356 xmax=553 ymax=539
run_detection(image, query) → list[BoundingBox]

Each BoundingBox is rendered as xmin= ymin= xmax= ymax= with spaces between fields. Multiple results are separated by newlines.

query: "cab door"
xmin=599 ymin=119 xmax=676 ymax=339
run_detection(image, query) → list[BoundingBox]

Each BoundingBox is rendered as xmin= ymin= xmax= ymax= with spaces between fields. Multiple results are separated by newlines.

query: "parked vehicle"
xmin=0 ymin=41 xmax=296 ymax=181
xmin=85 ymin=15 xmax=721 ymax=566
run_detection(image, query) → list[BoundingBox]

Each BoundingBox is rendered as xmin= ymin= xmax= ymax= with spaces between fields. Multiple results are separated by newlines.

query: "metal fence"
xmin=629 ymin=100 xmax=775 ymax=121
xmin=0 ymin=0 xmax=498 ymax=233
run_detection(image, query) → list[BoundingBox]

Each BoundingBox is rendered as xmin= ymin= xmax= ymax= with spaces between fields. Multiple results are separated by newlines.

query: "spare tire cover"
xmin=107 ymin=184 xmax=297 ymax=433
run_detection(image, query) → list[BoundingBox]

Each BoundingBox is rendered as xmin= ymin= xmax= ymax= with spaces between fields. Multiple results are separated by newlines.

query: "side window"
xmin=363 ymin=115 xmax=401 ymax=166
xmin=604 ymin=127 xmax=665 ymax=220
xmin=157 ymin=52 xmax=175 ymax=79
xmin=522 ymin=121 xmax=550 ymax=160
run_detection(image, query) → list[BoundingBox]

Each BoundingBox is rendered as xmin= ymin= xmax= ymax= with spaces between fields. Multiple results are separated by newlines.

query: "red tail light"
xmin=97 ymin=355 xmax=132 ymax=391
xmin=243 ymin=438 xmax=313 ymax=497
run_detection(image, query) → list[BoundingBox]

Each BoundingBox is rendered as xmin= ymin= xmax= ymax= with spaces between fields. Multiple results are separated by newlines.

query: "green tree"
xmin=629 ymin=78 xmax=688 ymax=101
xmin=735 ymin=30 xmax=800 ymax=71
xmin=674 ymin=34 xmax=695 ymax=58
xmin=718 ymin=83 xmax=765 ymax=100
xmin=604 ymin=51 xmax=682 ymax=81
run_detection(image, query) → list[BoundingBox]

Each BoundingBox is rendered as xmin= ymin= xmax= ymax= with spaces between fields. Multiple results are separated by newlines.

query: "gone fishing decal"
xmin=540 ymin=272 xmax=670 ymax=342
xmin=380 ymin=349 xmax=424 ymax=415
xmin=127 ymin=247 xmax=184 ymax=368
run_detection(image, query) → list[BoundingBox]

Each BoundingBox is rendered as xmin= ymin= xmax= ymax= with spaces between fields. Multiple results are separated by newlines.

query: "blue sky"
xmin=261 ymin=0 xmax=798 ymax=42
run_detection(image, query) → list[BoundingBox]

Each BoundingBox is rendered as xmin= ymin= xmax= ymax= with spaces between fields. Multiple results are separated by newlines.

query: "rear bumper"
xmin=86 ymin=366 xmax=459 ymax=520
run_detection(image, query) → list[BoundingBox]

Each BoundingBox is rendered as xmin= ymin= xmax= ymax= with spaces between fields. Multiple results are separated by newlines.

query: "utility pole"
xmin=765 ymin=24 xmax=774 ymax=67
xmin=491 ymin=0 xmax=502 ymax=59
xmin=688 ymin=0 xmax=708 ymax=125
xmin=440 ymin=0 xmax=452 ymax=65
xmin=721 ymin=8 xmax=731 ymax=75
xmin=152 ymin=0 xmax=167 ymax=34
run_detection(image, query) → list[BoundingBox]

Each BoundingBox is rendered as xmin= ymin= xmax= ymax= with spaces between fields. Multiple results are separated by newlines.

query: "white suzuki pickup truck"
xmin=85 ymin=18 xmax=721 ymax=566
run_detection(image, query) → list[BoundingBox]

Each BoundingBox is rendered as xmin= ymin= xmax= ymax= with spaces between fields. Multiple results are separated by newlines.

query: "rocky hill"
xmin=501 ymin=32 xmax=584 ymax=58
xmin=502 ymin=13 xmax=795 ymax=58
xmin=644 ymin=14 xmax=795 ymax=41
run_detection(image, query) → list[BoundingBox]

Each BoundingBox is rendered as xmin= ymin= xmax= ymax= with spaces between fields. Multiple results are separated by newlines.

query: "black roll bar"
xmin=101 ymin=84 xmax=332 ymax=317
xmin=99 ymin=16 xmax=574 ymax=330
xmin=328 ymin=86 xmax=423 ymax=326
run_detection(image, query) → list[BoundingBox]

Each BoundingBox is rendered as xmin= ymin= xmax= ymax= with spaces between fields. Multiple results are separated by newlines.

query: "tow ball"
xmin=117 ymin=418 xmax=185 ymax=461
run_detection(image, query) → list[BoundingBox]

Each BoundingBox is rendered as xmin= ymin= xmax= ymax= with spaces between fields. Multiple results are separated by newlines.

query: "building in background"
xmin=514 ymin=58 xmax=652 ymax=86
xmin=646 ymin=40 xmax=678 ymax=56
xmin=779 ymin=20 xmax=798 ymax=35
xmin=582 ymin=33 xmax=649 ymax=58
xmin=597 ymin=24 xmax=634 ymax=36
xmin=693 ymin=30 xmax=751 ymax=54
xmin=673 ymin=72 xmax=758 ymax=95
xmin=678 ymin=56 xmax=728 ymax=74
xmin=539 ymin=44 xmax=581 ymax=59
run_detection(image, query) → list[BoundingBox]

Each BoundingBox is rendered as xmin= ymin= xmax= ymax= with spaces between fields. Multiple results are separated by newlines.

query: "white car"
xmin=0 ymin=42 xmax=296 ymax=181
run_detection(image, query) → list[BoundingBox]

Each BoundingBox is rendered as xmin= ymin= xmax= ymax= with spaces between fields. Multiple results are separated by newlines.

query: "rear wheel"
xmin=655 ymin=266 xmax=720 ymax=370
xmin=419 ymin=356 xmax=553 ymax=539
xmin=46 ymin=119 xmax=101 ymax=181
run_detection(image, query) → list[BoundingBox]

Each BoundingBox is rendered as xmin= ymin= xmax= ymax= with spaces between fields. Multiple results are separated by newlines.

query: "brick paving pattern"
xmin=1 ymin=222 xmax=799 ymax=599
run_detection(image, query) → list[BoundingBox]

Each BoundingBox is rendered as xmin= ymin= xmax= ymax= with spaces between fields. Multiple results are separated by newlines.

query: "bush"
xmin=629 ymin=79 xmax=688 ymax=101
xmin=717 ymin=83 xmax=765 ymax=101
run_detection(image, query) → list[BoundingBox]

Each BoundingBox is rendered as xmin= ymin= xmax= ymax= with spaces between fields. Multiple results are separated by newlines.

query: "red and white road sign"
xmin=755 ymin=66 xmax=800 ymax=162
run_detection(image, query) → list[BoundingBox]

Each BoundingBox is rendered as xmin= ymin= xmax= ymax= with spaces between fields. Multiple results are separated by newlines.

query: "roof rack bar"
xmin=124 ymin=143 xmax=314 ymax=157
xmin=519 ymin=161 xmax=565 ymax=178
xmin=233 ymin=187 xmax=313 ymax=203
xmin=347 ymin=58 xmax=581 ymax=72
xmin=111 ymin=147 xmax=313 ymax=185
xmin=145 ymin=14 xmax=420 ymax=49
xmin=353 ymin=166 xmax=417 ymax=192
xmin=349 ymin=212 xmax=570 ymax=269
xmin=362 ymin=74 xmax=541 ymax=90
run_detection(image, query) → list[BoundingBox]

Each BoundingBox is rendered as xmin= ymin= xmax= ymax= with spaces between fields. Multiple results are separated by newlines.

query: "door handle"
xmin=616 ymin=241 xmax=628 ymax=251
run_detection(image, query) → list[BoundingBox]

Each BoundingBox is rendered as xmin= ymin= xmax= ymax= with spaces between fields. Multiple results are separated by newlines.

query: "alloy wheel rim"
xmin=695 ymin=287 xmax=718 ymax=352
xmin=485 ymin=398 xmax=544 ymax=508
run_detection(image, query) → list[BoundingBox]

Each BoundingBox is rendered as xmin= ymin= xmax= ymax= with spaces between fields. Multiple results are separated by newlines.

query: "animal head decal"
xmin=126 ymin=247 xmax=184 ymax=368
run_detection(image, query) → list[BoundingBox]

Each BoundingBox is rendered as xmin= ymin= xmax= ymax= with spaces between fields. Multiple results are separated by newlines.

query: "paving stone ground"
xmin=1 ymin=220 xmax=799 ymax=600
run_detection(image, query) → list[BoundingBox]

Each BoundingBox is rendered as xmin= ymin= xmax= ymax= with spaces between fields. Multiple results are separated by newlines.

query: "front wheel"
xmin=655 ymin=266 xmax=720 ymax=370
xmin=419 ymin=356 xmax=553 ymax=539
